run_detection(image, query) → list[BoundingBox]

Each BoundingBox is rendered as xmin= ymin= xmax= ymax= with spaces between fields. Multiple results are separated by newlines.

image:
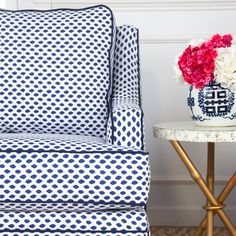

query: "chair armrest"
xmin=106 ymin=98 xmax=145 ymax=150
xmin=106 ymin=25 xmax=145 ymax=150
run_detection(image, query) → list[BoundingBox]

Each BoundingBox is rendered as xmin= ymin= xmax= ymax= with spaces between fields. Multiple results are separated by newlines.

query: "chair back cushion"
xmin=0 ymin=5 xmax=115 ymax=138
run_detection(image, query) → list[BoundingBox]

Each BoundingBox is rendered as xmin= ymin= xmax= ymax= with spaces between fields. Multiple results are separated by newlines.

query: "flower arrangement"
xmin=174 ymin=34 xmax=236 ymax=91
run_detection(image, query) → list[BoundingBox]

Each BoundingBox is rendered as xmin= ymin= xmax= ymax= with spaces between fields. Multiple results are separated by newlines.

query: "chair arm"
xmin=106 ymin=98 xmax=145 ymax=150
xmin=106 ymin=25 xmax=145 ymax=150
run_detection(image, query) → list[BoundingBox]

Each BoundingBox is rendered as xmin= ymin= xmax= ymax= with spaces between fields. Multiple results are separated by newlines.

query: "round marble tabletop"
xmin=153 ymin=121 xmax=236 ymax=143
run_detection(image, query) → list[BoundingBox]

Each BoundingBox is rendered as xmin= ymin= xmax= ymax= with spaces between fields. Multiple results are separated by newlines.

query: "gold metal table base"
xmin=170 ymin=140 xmax=236 ymax=236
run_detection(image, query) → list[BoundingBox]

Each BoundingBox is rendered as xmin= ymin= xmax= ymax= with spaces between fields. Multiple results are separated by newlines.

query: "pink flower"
xmin=176 ymin=34 xmax=233 ymax=89
xmin=178 ymin=44 xmax=217 ymax=88
xmin=211 ymin=34 xmax=232 ymax=48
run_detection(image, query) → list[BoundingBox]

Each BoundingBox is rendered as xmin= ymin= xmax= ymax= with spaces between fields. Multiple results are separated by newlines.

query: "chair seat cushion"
xmin=0 ymin=133 xmax=150 ymax=206
xmin=0 ymin=5 xmax=115 ymax=138
xmin=0 ymin=203 xmax=148 ymax=233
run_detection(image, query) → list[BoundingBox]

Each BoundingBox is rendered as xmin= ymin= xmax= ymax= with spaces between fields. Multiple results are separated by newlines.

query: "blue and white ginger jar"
xmin=187 ymin=81 xmax=236 ymax=126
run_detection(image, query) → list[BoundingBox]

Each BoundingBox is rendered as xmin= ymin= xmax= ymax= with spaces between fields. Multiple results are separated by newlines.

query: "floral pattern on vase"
xmin=187 ymin=81 xmax=236 ymax=126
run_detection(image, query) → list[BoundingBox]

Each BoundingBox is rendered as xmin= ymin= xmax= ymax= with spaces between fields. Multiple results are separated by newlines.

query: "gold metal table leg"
xmin=170 ymin=140 xmax=236 ymax=236
xmin=206 ymin=142 xmax=214 ymax=236
xmin=196 ymin=172 xmax=236 ymax=236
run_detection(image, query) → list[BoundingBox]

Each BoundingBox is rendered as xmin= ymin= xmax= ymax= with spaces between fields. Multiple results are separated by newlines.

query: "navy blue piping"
xmin=0 ymin=148 xmax=148 ymax=155
xmin=0 ymin=230 xmax=149 ymax=234
xmin=136 ymin=28 xmax=145 ymax=151
xmin=0 ymin=200 xmax=146 ymax=207
xmin=105 ymin=8 xmax=115 ymax=142
xmin=110 ymin=99 xmax=115 ymax=146
xmin=0 ymin=5 xmax=115 ymax=140
xmin=110 ymin=34 xmax=116 ymax=145
xmin=109 ymin=25 xmax=120 ymax=146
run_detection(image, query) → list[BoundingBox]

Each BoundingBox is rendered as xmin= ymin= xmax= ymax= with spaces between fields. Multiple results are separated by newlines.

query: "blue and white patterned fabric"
xmin=0 ymin=134 xmax=150 ymax=234
xmin=106 ymin=25 xmax=145 ymax=150
xmin=0 ymin=204 xmax=148 ymax=233
xmin=0 ymin=134 xmax=149 ymax=205
xmin=0 ymin=5 xmax=115 ymax=138
xmin=1 ymin=231 xmax=150 ymax=236
xmin=0 ymin=202 xmax=150 ymax=234
xmin=0 ymin=5 xmax=150 ymax=236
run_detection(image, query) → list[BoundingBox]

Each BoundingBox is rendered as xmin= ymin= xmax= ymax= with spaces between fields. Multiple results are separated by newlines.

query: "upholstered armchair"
xmin=0 ymin=5 xmax=150 ymax=235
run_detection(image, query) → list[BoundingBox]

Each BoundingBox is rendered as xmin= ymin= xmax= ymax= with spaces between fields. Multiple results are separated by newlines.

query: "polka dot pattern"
xmin=1 ymin=234 xmax=149 ymax=236
xmin=0 ymin=133 xmax=133 ymax=153
xmin=0 ymin=133 xmax=150 ymax=205
xmin=0 ymin=6 xmax=116 ymax=138
xmin=1 ymin=233 xmax=149 ymax=236
xmin=0 ymin=6 xmax=150 ymax=234
xmin=107 ymin=26 xmax=145 ymax=150
xmin=113 ymin=26 xmax=140 ymax=103
xmin=0 ymin=206 xmax=149 ymax=232
xmin=0 ymin=202 xmax=132 ymax=212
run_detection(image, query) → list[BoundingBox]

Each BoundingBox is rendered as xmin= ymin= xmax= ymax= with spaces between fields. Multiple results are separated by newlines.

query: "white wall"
xmin=10 ymin=0 xmax=236 ymax=226
xmin=0 ymin=0 xmax=5 ymax=8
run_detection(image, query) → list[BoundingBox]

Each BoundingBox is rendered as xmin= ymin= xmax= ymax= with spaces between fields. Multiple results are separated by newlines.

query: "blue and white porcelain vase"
xmin=187 ymin=81 xmax=236 ymax=126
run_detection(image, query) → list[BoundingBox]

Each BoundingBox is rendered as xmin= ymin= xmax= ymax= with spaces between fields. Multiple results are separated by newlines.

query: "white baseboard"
xmin=147 ymin=206 xmax=236 ymax=227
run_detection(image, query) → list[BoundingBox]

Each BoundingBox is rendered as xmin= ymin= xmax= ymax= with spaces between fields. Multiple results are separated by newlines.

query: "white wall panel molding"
xmin=151 ymin=175 xmax=231 ymax=185
xmin=140 ymin=36 xmax=189 ymax=44
xmin=34 ymin=0 xmax=236 ymax=11
xmin=140 ymin=35 xmax=200 ymax=44
xmin=140 ymin=34 xmax=224 ymax=44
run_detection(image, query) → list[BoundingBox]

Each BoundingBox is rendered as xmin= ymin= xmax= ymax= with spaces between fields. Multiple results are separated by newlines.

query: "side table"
xmin=153 ymin=121 xmax=236 ymax=236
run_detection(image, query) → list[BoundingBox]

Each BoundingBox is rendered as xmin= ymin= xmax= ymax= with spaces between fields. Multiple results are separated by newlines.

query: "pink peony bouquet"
xmin=174 ymin=34 xmax=236 ymax=91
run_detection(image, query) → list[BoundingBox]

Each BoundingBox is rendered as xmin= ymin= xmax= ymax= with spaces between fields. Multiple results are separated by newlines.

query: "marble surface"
xmin=153 ymin=121 xmax=236 ymax=143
